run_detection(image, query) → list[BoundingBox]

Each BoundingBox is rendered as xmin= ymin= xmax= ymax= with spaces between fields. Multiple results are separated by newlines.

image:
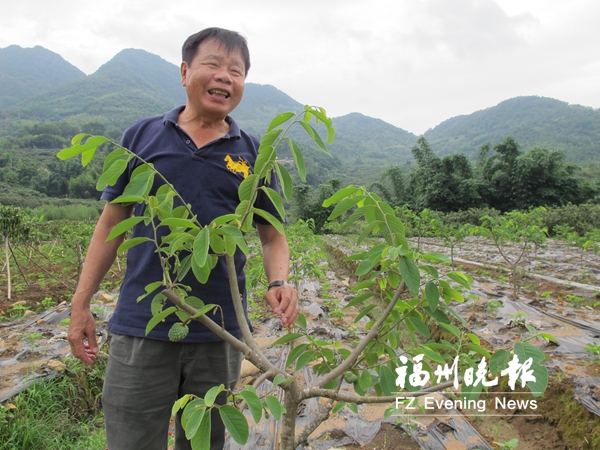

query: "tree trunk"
xmin=5 ymin=237 xmax=11 ymax=300
xmin=280 ymin=386 xmax=301 ymax=450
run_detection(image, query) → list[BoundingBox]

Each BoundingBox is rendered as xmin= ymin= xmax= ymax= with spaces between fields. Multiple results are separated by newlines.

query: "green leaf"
xmin=272 ymin=333 xmax=304 ymax=346
xmin=465 ymin=343 xmax=491 ymax=358
xmin=160 ymin=218 xmax=200 ymax=230
xmin=446 ymin=271 xmax=473 ymax=289
xmin=190 ymin=304 xmax=217 ymax=320
xmin=328 ymin=196 xmax=364 ymax=221
xmin=107 ymin=216 xmax=145 ymax=241
xmin=296 ymin=350 xmax=317 ymax=370
xmin=219 ymin=405 xmax=249 ymax=444
xmin=259 ymin=186 xmax=285 ymax=222
xmin=359 ymin=369 xmax=372 ymax=391
xmin=275 ymin=162 xmax=294 ymax=201
xmin=356 ymin=243 xmax=386 ymax=276
xmin=346 ymin=292 xmax=375 ymax=308
xmin=399 ymin=256 xmax=420 ymax=296
xmin=514 ymin=341 xmax=547 ymax=365
xmin=96 ymin=158 xmax=128 ymax=190
xmin=286 ymin=138 xmax=306 ymax=182
xmin=295 ymin=313 xmax=307 ymax=331
xmin=137 ymin=281 xmax=163 ymax=302
xmin=191 ymin=254 xmax=212 ymax=284
xmin=425 ymin=281 xmax=439 ymax=311
xmin=354 ymin=303 xmax=377 ymax=323
xmin=182 ymin=399 xmax=205 ymax=440
xmin=171 ymin=394 xmax=192 ymax=415
xmin=467 ymin=333 xmax=480 ymax=345
xmin=420 ymin=265 xmax=440 ymax=280
xmin=439 ymin=280 xmax=464 ymax=303
xmin=117 ymin=165 xmax=154 ymax=203
xmin=190 ymin=409 xmax=211 ymax=450
xmin=489 ymin=349 xmax=511 ymax=375
xmin=357 ymin=220 xmax=381 ymax=244
xmin=438 ymin=322 xmax=460 ymax=338
xmin=204 ymin=384 xmax=225 ymax=408
xmin=238 ymin=174 xmax=259 ymax=202
xmin=151 ymin=292 xmax=166 ymax=314
xmin=239 ymin=390 xmax=262 ymax=423
xmin=272 ymin=373 xmax=291 ymax=386
xmin=286 ymin=343 xmax=309 ymax=368
xmin=267 ymin=112 xmax=295 ymax=132
xmin=145 ymin=306 xmax=177 ymax=335
xmin=406 ymin=315 xmax=430 ymax=338
xmin=264 ymin=395 xmax=285 ymax=420
xmin=331 ymin=401 xmax=346 ymax=414
xmin=252 ymin=208 xmax=284 ymax=234
xmin=117 ymin=237 xmax=151 ymax=254
xmin=193 ymin=227 xmax=210 ymax=268
xmin=379 ymin=365 xmax=396 ymax=396
xmin=322 ymin=186 xmax=360 ymax=207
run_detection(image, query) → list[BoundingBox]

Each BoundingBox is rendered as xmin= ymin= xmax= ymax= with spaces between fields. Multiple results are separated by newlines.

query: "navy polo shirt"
xmin=102 ymin=106 xmax=278 ymax=342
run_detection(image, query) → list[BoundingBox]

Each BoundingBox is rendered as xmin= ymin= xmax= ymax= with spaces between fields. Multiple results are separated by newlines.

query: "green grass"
xmin=0 ymin=357 xmax=107 ymax=450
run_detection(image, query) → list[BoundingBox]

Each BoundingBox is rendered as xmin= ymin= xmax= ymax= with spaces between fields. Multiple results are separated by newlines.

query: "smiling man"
xmin=67 ymin=27 xmax=298 ymax=450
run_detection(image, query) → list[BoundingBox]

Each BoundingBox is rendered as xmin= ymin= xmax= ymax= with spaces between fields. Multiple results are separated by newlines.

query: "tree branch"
xmin=162 ymin=288 xmax=283 ymax=377
xmin=315 ymin=281 xmax=406 ymax=390
xmin=305 ymin=379 xmax=461 ymax=404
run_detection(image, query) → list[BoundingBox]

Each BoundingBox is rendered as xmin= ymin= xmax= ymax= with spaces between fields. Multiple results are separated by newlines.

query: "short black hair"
xmin=182 ymin=27 xmax=250 ymax=76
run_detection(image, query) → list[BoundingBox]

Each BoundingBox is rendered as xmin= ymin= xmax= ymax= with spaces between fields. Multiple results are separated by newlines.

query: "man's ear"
xmin=180 ymin=61 xmax=188 ymax=87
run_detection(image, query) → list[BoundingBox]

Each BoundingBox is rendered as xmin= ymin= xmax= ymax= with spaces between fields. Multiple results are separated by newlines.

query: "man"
xmin=67 ymin=27 xmax=298 ymax=450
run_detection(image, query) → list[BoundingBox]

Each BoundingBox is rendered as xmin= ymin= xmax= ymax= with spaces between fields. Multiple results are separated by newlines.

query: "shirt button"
xmin=186 ymin=140 xmax=191 ymax=144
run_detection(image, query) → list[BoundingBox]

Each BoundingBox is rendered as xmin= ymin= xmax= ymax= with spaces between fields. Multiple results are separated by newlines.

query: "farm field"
xmin=1 ymin=225 xmax=600 ymax=449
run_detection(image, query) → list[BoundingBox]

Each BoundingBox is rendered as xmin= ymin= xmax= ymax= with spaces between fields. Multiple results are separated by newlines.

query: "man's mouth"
xmin=208 ymin=89 xmax=230 ymax=99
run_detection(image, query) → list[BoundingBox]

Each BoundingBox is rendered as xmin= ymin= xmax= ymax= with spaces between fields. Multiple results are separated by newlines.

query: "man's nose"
xmin=214 ymin=70 xmax=232 ymax=84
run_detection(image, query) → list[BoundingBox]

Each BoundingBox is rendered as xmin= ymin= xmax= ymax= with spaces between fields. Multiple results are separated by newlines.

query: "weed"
xmin=21 ymin=332 xmax=43 ymax=348
xmin=498 ymin=275 xmax=510 ymax=283
xmin=509 ymin=311 xmax=527 ymax=327
xmin=565 ymin=294 xmax=586 ymax=305
xmin=328 ymin=309 xmax=345 ymax=319
xmin=494 ymin=438 xmax=519 ymax=449
xmin=7 ymin=304 xmax=28 ymax=318
xmin=41 ymin=296 xmax=56 ymax=308
xmin=584 ymin=342 xmax=600 ymax=364
xmin=540 ymin=291 xmax=553 ymax=298
xmin=0 ymin=357 xmax=107 ymax=449
xmin=487 ymin=300 xmax=503 ymax=315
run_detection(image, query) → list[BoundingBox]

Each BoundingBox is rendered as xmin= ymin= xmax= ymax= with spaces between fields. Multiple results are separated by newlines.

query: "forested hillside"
xmin=425 ymin=96 xmax=600 ymax=162
xmin=0 ymin=45 xmax=85 ymax=110
xmin=0 ymin=44 xmax=599 ymax=215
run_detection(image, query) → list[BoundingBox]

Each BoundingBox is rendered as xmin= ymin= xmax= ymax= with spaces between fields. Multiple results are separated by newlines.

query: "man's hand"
xmin=265 ymin=284 xmax=299 ymax=328
xmin=67 ymin=306 xmax=99 ymax=366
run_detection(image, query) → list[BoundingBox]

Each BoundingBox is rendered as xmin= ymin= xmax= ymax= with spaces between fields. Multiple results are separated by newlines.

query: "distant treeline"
xmin=295 ymin=136 xmax=599 ymax=232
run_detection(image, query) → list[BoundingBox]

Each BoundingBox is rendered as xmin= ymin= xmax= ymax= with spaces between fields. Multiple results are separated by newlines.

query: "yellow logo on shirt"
xmin=224 ymin=155 xmax=251 ymax=179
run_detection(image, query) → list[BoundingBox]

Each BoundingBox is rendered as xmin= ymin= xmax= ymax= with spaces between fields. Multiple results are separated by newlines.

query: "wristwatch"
xmin=268 ymin=280 xmax=287 ymax=290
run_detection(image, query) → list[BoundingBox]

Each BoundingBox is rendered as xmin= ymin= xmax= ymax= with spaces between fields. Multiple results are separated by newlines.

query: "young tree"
xmin=59 ymin=108 xmax=549 ymax=450
xmin=478 ymin=207 xmax=547 ymax=298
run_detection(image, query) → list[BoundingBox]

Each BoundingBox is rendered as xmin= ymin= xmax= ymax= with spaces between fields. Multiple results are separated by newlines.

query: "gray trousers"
xmin=102 ymin=333 xmax=243 ymax=450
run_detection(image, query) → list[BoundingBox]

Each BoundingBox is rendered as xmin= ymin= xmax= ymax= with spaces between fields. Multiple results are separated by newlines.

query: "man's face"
xmin=180 ymin=39 xmax=245 ymax=119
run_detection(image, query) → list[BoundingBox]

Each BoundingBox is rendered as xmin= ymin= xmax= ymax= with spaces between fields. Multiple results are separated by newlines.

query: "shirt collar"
xmin=163 ymin=106 xmax=241 ymax=140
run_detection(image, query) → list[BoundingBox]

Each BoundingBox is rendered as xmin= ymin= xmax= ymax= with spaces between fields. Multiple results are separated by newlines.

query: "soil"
xmin=2 ymin=234 xmax=600 ymax=449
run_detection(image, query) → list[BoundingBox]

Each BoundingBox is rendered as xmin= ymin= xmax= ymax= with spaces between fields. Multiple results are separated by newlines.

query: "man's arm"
xmin=256 ymin=223 xmax=298 ymax=328
xmin=67 ymin=201 xmax=133 ymax=365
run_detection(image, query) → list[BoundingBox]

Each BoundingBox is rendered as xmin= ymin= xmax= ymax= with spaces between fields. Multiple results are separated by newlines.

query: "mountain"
xmin=1 ymin=46 xmax=600 ymax=167
xmin=424 ymin=96 xmax=600 ymax=162
xmin=0 ymin=49 xmax=186 ymax=130
xmin=328 ymin=113 xmax=416 ymax=163
xmin=0 ymin=45 xmax=85 ymax=109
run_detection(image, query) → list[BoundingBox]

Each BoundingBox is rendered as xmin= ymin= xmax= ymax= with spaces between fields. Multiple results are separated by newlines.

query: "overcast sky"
xmin=1 ymin=0 xmax=599 ymax=135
